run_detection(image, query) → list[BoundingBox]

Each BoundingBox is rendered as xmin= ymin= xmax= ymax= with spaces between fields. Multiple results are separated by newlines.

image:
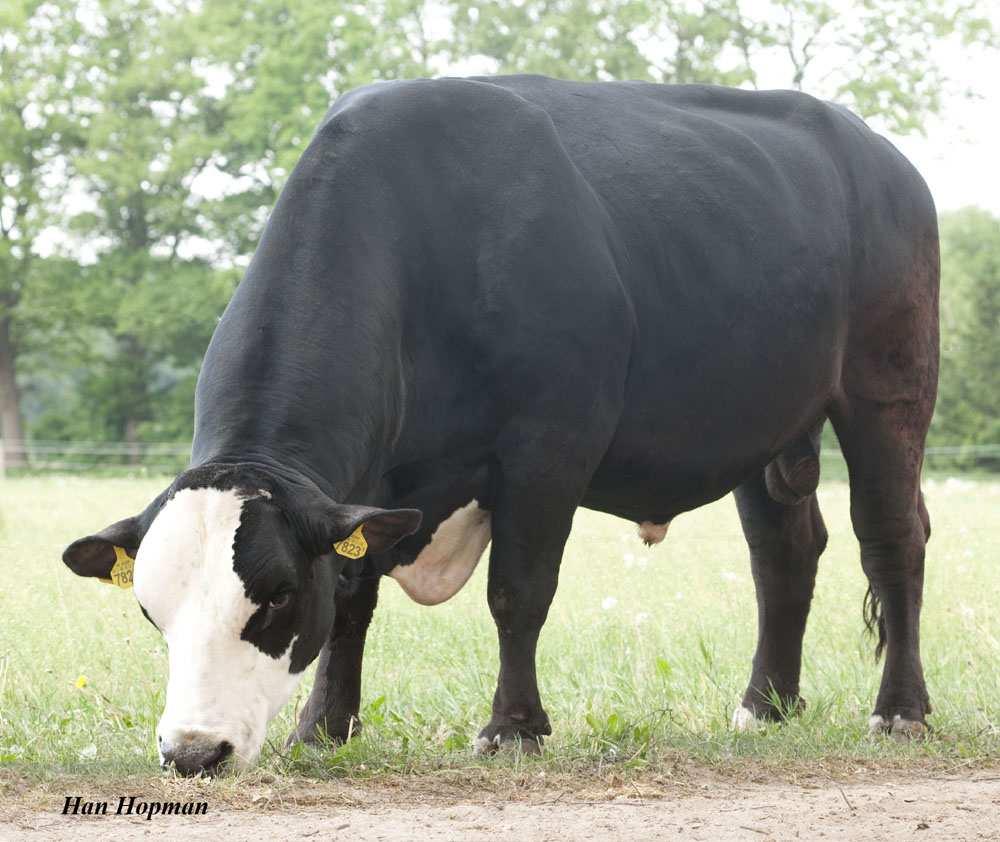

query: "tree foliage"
xmin=447 ymin=0 xmax=994 ymax=133
xmin=929 ymin=208 xmax=1000 ymax=465
xmin=0 ymin=0 xmax=86 ymax=461
xmin=0 ymin=0 xmax=996 ymax=467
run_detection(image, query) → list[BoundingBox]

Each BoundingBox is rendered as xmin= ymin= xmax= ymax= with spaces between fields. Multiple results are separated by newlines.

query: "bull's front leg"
xmin=291 ymin=575 xmax=380 ymax=745
xmin=474 ymin=475 xmax=578 ymax=755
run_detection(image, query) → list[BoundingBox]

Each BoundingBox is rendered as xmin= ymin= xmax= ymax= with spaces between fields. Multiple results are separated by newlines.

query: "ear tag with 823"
xmin=333 ymin=526 xmax=368 ymax=559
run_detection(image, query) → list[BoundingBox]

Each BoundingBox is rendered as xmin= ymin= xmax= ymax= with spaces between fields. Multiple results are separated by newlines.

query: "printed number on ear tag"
xmin=333 ymin=526 xmax=368 ymax=559
xmin=99 ymin=546 xmax=134 ymax=589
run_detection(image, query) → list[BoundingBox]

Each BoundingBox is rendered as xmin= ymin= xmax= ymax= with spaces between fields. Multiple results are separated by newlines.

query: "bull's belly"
xmin=584 ymin=401 xmax=830 ymax=523
xmin=383 ymin=337 xmax=832 ymax=602
xmin=584 ymin=331 xmax=838 ymax=522
xmin=581 ymin=455 xmax=753 ymax=525
xmin=382 ymin=446 xmax=747 ymax=607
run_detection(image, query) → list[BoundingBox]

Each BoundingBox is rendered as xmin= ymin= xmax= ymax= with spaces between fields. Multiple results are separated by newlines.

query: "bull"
xmin=64 ymin=76 xmax=938 ymax=773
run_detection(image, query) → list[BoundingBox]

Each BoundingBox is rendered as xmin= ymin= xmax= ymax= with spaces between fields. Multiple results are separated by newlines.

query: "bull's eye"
xmin=268 ymin=591 xmax=292 ymax=610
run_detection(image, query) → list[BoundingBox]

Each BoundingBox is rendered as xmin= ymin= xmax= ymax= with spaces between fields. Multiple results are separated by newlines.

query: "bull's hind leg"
xmin=732 ymin=451 xmax=828 ymax=729
xmin=832 ymin=396 xmax=934 ymax=736
xmin=833 ymin=253 xmax=938 ymax=735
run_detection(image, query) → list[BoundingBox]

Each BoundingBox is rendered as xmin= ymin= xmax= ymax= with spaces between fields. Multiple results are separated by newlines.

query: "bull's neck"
xmin=190 ymin=133 xmax=416 ymax=503
xmin=190 ymin=259 xmax=405 ymax=504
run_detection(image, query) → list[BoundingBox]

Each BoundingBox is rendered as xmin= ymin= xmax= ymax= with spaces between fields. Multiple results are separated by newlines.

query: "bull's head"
xmin=62 ymin=466 xmax=420 ymax=775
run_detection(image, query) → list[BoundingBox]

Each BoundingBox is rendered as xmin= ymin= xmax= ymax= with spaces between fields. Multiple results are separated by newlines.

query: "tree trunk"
xmin=0 ymin=316 xmax=25 ymax=469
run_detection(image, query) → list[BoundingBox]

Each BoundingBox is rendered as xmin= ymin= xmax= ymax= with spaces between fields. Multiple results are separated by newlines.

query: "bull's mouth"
xmin=161 ymin=739 xmax=234 ymax=777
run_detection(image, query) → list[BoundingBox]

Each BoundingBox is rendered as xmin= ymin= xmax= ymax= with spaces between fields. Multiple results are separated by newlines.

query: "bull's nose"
xmin=160 ymin=732 xmax=233 ymax=776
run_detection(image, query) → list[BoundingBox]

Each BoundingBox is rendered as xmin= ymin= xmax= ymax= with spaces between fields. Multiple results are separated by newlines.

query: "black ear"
xmin=63 ymin=517 xmax=142 ymax=579
xmin=329 ymin=505 xmax=423 ymax=555
xmin=291 ymin=490 xmax=422 ymax=559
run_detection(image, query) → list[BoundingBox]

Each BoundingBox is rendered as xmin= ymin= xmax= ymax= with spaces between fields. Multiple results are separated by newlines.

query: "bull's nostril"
xmin=209 ymin=741 xmax=233 ymax=771
xmin=217 ymin=741 xmax=233 ymax=765
xmin=162 ymin=739 xmax=234 ymax=777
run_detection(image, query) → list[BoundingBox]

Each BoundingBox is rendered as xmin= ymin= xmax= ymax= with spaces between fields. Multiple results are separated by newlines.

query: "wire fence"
xmin=2 ymin=440 xmax=999 ymax=476
xmin=0 ymin=440 xmax=191 ymax=475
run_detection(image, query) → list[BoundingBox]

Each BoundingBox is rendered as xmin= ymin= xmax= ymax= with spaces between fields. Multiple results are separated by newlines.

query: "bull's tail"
xmin=863 ymin=585 xmax=887 ymax=660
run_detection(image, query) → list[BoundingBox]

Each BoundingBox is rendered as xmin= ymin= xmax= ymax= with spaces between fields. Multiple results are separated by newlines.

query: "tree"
xmin=448 ymin=0 xmax=994 ymax=134
xmin=0 ymin=0 xmax=84 ymax=465
xmin=753 ymin=0 xmax=995 ymax=134
xmin=929 ymin=208 xmax=1000 ymax=468
xmin=21 ymin=0 xmax=444 ymax=451
xmin=447 ymin=0 xmax=757 ymax=85
xmin=35 ymin=0 xmax=240 ymax=452
xmin=190 ymin=0 xmax=441 ymax=258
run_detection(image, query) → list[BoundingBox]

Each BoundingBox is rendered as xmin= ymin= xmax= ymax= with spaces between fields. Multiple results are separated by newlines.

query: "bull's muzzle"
xmin=159 ymin=730 xmax=233 ymax=776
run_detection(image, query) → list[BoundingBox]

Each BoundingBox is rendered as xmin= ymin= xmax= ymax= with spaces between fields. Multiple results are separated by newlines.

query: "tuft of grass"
xmin=1 ymin=474 xmax=999 ymax=789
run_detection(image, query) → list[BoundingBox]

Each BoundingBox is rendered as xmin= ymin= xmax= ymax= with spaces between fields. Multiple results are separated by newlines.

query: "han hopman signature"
xmin=62 ymin=796 xmax=208 ymax=820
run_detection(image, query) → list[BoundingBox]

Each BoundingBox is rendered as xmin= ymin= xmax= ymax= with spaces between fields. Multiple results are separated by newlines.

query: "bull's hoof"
xmin=473 ymin=732 xmax=542 ymax=756
xmin=474 ymin=718 xmax=547 ymax=757
xmin=869 ymin=713 xmax=929 ymax=740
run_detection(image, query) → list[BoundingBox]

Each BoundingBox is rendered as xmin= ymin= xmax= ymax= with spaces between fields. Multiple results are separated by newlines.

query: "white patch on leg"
xmin=868 ymin=713 xmax=889 ymax=734
xmin=473 ymin=734 xmax=501 ymax=755
xmin=389 ymin=500 xmax=491 ymax=606
xmin=870 ymin=713 xmax=927 ymax=739
xmin=134 ymin=487 xmax=303 ymax=768
xmin=732 ymin=705 xmax=761 ymax=732
xmin=637 ymin=521 xmax=670 ymax=546
xmin=890 ymin=715 xmax=928 ymax=739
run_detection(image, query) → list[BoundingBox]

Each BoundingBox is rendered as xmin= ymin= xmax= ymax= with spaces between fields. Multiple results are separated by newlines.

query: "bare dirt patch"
xmin=5 ymin=769 xmax=1000 ymax=841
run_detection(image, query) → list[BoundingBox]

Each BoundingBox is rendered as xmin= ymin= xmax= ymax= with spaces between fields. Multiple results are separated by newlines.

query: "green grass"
xmin=1 ymin=474 xmax=998 ymax=786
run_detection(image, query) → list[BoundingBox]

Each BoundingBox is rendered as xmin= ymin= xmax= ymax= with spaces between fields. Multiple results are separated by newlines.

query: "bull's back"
xmin=473 ymin=77 xmax=936 ymax=518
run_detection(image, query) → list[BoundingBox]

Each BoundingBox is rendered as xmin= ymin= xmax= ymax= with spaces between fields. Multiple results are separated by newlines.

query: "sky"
xmin=743 ymin=2 xmax=1000 ymax=216
xmin=858 ymin=25 xmax=1000 ymax=215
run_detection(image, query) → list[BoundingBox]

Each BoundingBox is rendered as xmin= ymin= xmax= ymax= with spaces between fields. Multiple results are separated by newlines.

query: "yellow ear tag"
xmin=99 ymin=546 xmax=135 ymax=589
xmin=333 ymin=526 xmax=368 ymax=559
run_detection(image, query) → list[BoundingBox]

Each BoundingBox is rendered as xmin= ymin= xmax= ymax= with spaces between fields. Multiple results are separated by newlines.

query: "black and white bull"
xmin=63 ymin=76 xmax=939 ymax=774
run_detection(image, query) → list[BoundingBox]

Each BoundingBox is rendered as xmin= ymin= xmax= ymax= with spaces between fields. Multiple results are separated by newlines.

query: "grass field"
xmin=1 ymin=474 xmax=998 ymax=793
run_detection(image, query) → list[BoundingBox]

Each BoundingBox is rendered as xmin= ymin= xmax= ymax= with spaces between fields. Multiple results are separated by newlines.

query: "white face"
xmin=133 ymin=487 xmax=303 ymax=769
